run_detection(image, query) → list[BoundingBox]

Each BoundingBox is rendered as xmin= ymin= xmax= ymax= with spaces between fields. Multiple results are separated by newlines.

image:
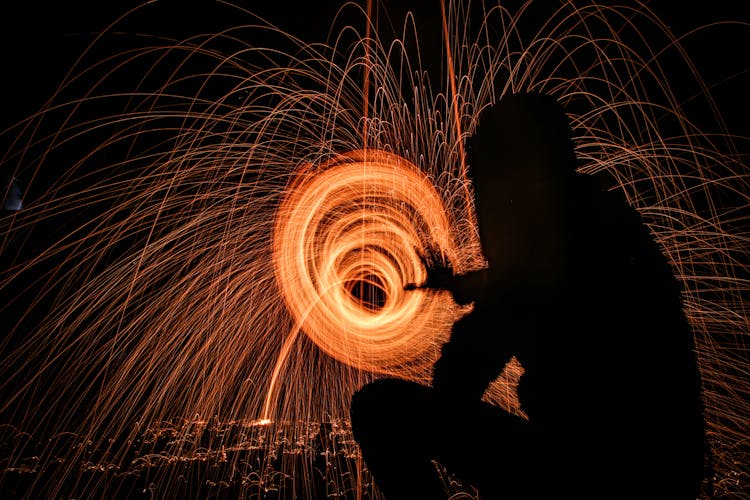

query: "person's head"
xmin=466 ymin=92 xmax=577 ymax=280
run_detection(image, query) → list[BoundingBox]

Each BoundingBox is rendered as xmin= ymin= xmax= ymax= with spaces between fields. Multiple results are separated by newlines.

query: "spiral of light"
xmin=0 ymin=1 xmax=746 ymax=497
xmin=273 ymin=149 xmax=462 ymax=376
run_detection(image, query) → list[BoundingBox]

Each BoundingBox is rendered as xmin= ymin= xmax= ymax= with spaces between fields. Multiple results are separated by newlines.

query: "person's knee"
xmin=351 ymin=379 xmax=396 ymax=447
xmin=350 ymin=378 xmax=430 ymax=441
xmin=352 ymin=379 xmax=403 ymax=422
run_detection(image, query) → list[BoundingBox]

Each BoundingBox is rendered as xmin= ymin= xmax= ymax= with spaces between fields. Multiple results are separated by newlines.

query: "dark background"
xmin=0 ymin=0 xmax=747 ymax=350
xmin=0 ymin=0 xmax=748 ymax=137
xmin=0 ymin=1 xmax=747 ymax=345
xmin=0 ymin=0 xmax=746 ymax=330
xmin=0 ymin=3 xmax=746 ymax=496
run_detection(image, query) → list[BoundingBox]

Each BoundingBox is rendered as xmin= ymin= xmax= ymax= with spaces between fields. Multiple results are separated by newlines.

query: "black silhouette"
xmin=350 ymin=93 xmax=706 ymax=499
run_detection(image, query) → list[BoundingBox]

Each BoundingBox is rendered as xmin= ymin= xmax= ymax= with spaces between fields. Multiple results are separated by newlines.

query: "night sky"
xmin=0 ymin=0 xmax=746 ymax=235
xmin=1 ymin=2 xmax=747 ymax=383
xmin=0 ymin=1 xmax=748 ymax=139
xmin=0 ymin=0 xmax=748 ymax=417
xmin=0 ymin=1 xmax=747 ymax=498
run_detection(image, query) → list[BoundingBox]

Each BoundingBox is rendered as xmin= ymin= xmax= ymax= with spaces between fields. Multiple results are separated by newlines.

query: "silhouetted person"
xmin=350 ymin=93 xmax=705 ymax=499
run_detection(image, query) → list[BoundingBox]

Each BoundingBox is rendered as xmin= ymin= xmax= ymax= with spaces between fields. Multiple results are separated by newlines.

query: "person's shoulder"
xmin=572 ymin=175 xmax=641 ymax=222
xmin=569 ymin=174 xmax=660 ymax=260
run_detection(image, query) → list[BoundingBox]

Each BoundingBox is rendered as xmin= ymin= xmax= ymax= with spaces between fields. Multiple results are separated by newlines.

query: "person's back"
xmin=351 ymin=92 xmax=705 ymax=499
xmin=510 ymin=176 xmax=704 ymax=497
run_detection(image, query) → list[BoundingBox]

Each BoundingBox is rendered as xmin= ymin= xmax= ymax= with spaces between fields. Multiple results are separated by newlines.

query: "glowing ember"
xmin=0 ymin=1 xmax=746 ymax=498
xmin=272 ymin=150 xmax=462 ymax=374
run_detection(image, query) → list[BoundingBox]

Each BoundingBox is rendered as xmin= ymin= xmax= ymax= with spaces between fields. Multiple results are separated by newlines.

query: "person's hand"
xmin=404 ymin=247 xmax=455 ymax=292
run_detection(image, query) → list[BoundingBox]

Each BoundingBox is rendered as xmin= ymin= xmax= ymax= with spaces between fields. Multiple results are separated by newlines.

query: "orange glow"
xmin=273 ymin=149 xmax=461 ymax=373
xmin=0 ymin=1 xmax=746 ymax=497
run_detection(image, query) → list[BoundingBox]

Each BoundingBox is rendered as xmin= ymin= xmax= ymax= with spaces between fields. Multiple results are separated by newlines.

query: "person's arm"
xmin=430 ymin=304 xmax=519 ymax=402
xmin=431 ymin=278 xmax=537 ymax=402
xmin=404 ymin=255 xmax=488 ymax=305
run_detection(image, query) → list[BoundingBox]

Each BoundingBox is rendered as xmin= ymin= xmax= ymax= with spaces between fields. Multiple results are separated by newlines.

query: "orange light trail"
xmin=0 ymin=1 xmax=746 ymax=497
xmin=440 ymin=0 xmax=472 ymax=209
xmin=264 ymin=149 xmax=465 ymax=418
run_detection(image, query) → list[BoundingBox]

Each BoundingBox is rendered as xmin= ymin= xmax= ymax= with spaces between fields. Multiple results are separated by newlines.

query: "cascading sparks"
xmin=271 ymin=150 xmax=464 ymax=382
xmin=0 ymin=1 xmax=747 ymax=496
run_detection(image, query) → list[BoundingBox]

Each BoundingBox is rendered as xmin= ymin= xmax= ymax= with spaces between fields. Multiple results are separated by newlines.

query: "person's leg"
xmin=350 ymin=378 xmax=446 ymax=500
xmin=350 ymin=378 xmax=532 ymax=499
xmin=429 ymin=397 xmax=532 ymax=499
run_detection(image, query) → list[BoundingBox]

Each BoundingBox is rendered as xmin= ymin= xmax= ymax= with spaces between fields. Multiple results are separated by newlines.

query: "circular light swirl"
xmin=273 ymin=149 xmax=464 ymax=377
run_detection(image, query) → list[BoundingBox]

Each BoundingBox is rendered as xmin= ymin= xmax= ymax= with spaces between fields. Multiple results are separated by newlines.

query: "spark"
xmin=265 ymin=149 xmax=467 ymax=419
xmin=0 ymin=1 xmax=747 ymax=497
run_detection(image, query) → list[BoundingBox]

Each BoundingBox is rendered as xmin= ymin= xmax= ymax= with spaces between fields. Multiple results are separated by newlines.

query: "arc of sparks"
xmin=264 ymin=149 xmax=466 ymax=419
